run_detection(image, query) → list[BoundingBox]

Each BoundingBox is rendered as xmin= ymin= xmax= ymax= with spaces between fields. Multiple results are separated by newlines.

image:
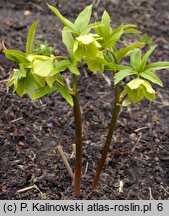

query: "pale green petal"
xmin=33 ymin=59 xmax=54 ymax=77
xmin=142 ymin=80 xmax=155 ymax=94
xmin=127 ymin=78 xmax=144 ymax=90
xmin=73 ymin=40 xmax=79 ymax=53
xmin=76 ymin=35 xmax=94 ymax=44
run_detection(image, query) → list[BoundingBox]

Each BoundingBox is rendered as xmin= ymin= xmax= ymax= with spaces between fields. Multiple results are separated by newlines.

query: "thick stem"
xmin=72 ymin=74 xmax=82 ymax=197
xmin=92 ymin=84 xmax=121 ymax=189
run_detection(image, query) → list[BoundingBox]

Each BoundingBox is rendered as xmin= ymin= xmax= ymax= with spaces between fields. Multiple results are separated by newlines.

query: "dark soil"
xmin=0 ymin=0 xmax=169 ymax=200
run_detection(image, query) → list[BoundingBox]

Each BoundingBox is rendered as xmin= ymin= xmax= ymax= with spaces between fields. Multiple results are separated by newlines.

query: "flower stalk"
xmin=92 ymin=84 xmax=121 ymax=189
xmin=72 ymin=74 xmax=82 ymax=197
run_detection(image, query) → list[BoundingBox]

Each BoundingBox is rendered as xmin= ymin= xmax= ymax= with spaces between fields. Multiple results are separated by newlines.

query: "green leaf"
xmin=123 ymin=24 xmax=137 ymax=29
xmin=145 ymin=61 xmax=169 ymax=71
xmin=124 ymin=28 xmax=142 ymax=34
xmin=59 ymin=85 xmax=73 ymax=106
xmin=140 ymin=70 xmax=163 ymax=87
xmin=56 ymin=59 xmax=70 ymax=71
xmin=26 ymin=20 xmax=40 ymax=54
xmin=130 ymin=48 xmax=142 ymax=70
xmin=47 ymin=4 xmax=76 ymax=32
xmin=68 ymin=64 xmax=80 ymax=75
xmin=74 ymin=5 xmax=92 ymax=33
xmin=49 ymin=59 xmax=71 ymax=77
xmin=94 ymin=11 xmax=111 ymax=41
xmin=46 ymin=73 xmax=64 ymax=88
xmin=101 ymin=11 xmax=111 ymax=33
xmin=32 ymin=84 xmax=60 ymax=100
xmin=32 ymin=73 xmax=46 ymax=87
xmin=14 ymin=80 xmax=27 ymax=97
xmin=140 ymin=45 xmax=157 ymax=70
xmin=81 ymin=22 xmax=103 ymax=34
xmin=3 ymin=49 xmax=28 ymax=63
xmin=114 ymin=69 xmax=136 ymax=85
xmin=117 ymin=42 xmax=145 ymax=62
xmin=62 ymin=27 xmax=74 ymax=57
xmin=7 ymin=66 xmax=27 ymax=90
xmin=105 ymin=25 xmax=124 ymax=48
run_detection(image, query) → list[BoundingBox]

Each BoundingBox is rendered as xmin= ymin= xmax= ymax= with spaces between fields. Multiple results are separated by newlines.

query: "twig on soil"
xmin=71 ymin=143 xmax=76 ymax=158
xmin=83 ymin=68 xmax=88 ymax=78
xmin=160 ymin=185 xmax=169 ymax=195
xmin=10 ymin=117 xmax=23 ymax=123
xmin=131 ymin=133 xmax=142 ymax=153
xmin=134 ymin=126 xmax=149 ymax=132
xmin=83 ymin=162 xmax=89 ymax=178
xmin=17 ymin=185 xmax=34 ymax=193
xmin=102 ymin=74 xmax=112 ymax=86
xmin=118 ymin=180 xmax=124 ymax=193
xmin=92 ymin=0 xmax=102 ymax=7
xmin=148 ymin=187 xmax=154 ymax=200
xmin=56 ymin=145 xmax=74 ymax=182
xmin=150 ymin=99 xmax=169 ymax=107
xmin=32 ymin=134 xmax=41 ymax=144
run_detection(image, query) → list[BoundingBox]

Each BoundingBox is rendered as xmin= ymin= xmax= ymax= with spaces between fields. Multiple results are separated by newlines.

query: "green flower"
xmin=73 ymin=34 xmax=101 ymax=61
xmin=86 ymin=51 xmax=107 ymax=73
xmin=122 ymin=78 xmax=155 ymax=104
xmin=27 ymin=54 xmax=56 ymax=77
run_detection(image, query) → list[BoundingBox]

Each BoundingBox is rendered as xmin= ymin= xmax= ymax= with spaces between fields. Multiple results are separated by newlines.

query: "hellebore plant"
xmin=4 ymin=4 xmax=169 ymax=197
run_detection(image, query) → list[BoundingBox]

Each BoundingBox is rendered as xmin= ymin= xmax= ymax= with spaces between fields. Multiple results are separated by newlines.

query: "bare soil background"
xmin=0 ymin=0 xmax=169 ymax=199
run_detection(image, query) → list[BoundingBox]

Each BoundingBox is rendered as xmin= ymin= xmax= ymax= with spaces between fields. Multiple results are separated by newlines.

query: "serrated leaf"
xmin=140 ymin=70 xmax=163 ymax=87
xmin=102 ymin=11 xmax=111 ymax=32
xmin=94 ymin=11 xmax=111 ymax=41
xmin=59 ymin=85 xmax=73 ymax=106
xmin=140 ymin=45 xmax=157 ymax=70
xmin=105 ymin=25 xmax=124 ymax=48
xmin=48 ymin=4 xmax=76 ymax=32
xmin=74 ymin=4 xmax=92 ymax=33
xmin=145 ymin=61 xmax=169 ymax=71
xmin=3 ymin=49 xmax=28 ymax=63
xmin=130 ymin=48 xmax=142 ymax=70
xmin=62 ymin=27 xmax=74 ymax=57
xmin=26 ymin=20 xmax=40 ymax=54
xmin=7 ymin=66 xmax=27 ymax=90
xmin=117 ymin=42 xmax=145 ymax=62
xmin=114 ymin=69 xmax=136 ymax=85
